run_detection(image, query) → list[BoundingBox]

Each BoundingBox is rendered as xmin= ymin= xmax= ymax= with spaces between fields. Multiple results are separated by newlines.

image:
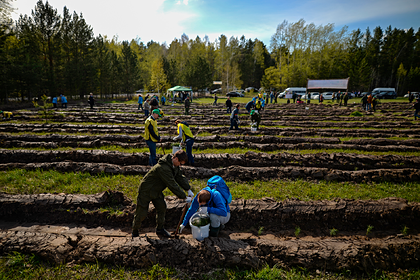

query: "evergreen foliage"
xmin=1 ymin=1 xmax=419 ymax=102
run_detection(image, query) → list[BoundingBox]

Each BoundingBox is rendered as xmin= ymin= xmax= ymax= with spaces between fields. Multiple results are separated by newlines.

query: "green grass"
xmin=1 ymin=170 xmax=420 ymax=202
xmin=2 ymin=252 xmax=419 ymax=280
xmin=4 ymin=145 xmax=420 ymax=157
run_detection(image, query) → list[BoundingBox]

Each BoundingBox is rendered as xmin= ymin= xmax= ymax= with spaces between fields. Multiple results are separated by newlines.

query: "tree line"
xmin=1 ymin=0 xmax=419 ymax=103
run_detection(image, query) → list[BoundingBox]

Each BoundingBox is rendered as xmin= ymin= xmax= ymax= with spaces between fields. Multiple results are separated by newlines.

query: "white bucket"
xmin=189 ymin=212 xmax=210 ymax=241
xmin=172 ymin=145 xmax=182 ymax=154
xmin=251 ymin=127 xmax=257 ymax=131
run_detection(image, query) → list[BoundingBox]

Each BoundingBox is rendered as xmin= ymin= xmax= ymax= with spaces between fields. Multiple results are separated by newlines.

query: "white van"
xmin=278 ymin=87 xmax=306 ymax=98
xmin=372 ymin=88 xmax=396 ymax=94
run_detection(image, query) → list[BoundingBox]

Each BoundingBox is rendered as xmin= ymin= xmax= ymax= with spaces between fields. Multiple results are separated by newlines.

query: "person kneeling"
xmin=179 ymin=182 xmax=231 ymax=237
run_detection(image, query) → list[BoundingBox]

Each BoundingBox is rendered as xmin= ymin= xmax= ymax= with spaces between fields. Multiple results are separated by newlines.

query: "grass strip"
xmin=1 ymin=169 xmax=420 ymax=202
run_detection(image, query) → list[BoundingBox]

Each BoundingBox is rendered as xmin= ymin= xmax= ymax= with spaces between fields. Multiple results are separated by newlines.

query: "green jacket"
xmin=138 ymin=154 xmax=190 ymax=200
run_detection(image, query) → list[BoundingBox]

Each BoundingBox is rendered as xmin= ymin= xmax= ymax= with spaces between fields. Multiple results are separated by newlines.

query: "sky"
xmin=11 ymin=0 xmax=420 ymax=48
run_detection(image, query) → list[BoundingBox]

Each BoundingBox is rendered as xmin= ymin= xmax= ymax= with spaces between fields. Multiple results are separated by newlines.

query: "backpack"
xmin=206 ymin=175 xmax=232 ymax=204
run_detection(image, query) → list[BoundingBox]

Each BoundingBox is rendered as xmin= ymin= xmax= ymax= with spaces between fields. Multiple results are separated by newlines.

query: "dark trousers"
xmin=185 ymin=138 xmax=194 ymax=165
xmin=230 ymin=119 xmax=238 ymax=130
xmin=146 ymin=140 xmax=157 ymax=166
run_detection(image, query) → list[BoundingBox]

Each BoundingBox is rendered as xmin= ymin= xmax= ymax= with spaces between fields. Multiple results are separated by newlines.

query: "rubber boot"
xmin=156 ymin=228 xmax=171 ymax=237
xmin=209 ymin=226 xmax=220 ymax=237
xmin=132 ymin=229 xmax=139 ymax=238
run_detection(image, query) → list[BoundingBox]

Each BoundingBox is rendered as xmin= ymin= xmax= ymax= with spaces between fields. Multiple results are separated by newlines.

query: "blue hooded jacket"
xmin=181 ymin=186 xmax=230 ymax=227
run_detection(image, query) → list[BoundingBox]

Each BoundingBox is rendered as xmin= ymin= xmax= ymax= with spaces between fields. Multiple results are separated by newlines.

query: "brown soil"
xmin=1 ymin=100 xmax=420 ymax=274
xmin=1 ymin=191 xmax=419 ymax=274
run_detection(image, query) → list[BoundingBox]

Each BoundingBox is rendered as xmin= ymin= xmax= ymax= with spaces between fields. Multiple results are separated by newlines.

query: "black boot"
xmin=156 ymin=228 xmax=171 ymax=237
xmin=132 ymin=229 xmax=139 ymax=238
xmin=209 ymin=226 xmax=220 ymax=237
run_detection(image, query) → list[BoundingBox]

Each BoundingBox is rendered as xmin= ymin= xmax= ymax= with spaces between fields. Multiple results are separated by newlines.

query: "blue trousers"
xmin=146 ymin=140 xmax=157 ymax=166
xmin=185 ymin=138 xmax=194 ymax=165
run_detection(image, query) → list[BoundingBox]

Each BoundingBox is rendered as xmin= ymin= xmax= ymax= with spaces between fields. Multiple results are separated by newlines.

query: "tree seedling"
xmin=330 ymin=228 xmax=338 ymax=236
xmin=258 ymin=226 xmax=264 ymax=236
xmin=294 ymin=226 xmax=301 ymax=237
xmin=401 ymin=226 xmax=409 ymax=236
xmin=366 ymin=225 xmax=374 ymax=236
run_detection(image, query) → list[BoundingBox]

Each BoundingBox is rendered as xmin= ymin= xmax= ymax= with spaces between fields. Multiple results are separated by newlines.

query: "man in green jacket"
xmin=132 ymin=150 xmax=194 ymax=238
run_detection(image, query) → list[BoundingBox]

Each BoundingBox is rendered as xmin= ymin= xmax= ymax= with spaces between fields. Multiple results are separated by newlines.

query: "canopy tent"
xmin=167 ymin=86 xmax=192 ymax=101
xmin=307 ymin=78 xmax=349 ymax=90
xmin=167 ymin=86 xmax=192 ymax=92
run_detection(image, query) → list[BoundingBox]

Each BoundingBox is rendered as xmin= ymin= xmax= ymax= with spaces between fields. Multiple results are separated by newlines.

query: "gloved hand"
xmin=185 ymin=196 xmax=192 ymax=203
xmin=198 ymin=207 xmax=207 ymax=214
xmin=187 ymin=189 xmax=194 ymax=197
xmin=179 ymin=224 xmax=185 ymax=233
xmin=172 ymin=137 xmax=178 ymax=141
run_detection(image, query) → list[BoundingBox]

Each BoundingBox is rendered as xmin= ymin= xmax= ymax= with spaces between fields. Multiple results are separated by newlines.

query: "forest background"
xmin=1 ymin=0 xmax=420 ymax=103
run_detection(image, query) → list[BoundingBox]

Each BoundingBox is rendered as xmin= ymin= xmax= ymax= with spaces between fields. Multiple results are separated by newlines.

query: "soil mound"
xmin=1 ymin=191 xmax=419 ymax=274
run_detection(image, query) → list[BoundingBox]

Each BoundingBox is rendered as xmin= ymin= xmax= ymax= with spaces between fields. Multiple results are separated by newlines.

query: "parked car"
xmin=211 ymin=88 xmax=222 ymax=94
xmin=404 ymin=92 xmax=420 ymax=98
xmin=245 ymin=87 xmax=259 ymax=93
xmin=360 ymin=92 xmax=371 ymax=97
xmin=322 ymin=92 xmax=334 ymax=100
xmin=376 ymin=91 xmax=397 ymax=99
xmin=226 ymin=91 xmax=244 ymax=97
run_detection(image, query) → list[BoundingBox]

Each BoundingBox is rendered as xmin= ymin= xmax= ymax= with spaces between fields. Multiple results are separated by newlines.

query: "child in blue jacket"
xmin=179 ymin=186 xmax=230 ymax=237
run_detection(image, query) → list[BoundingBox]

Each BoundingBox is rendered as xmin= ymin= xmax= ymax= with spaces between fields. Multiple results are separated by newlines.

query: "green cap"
xmin=152 ymin=109 xmax=163 ymax=117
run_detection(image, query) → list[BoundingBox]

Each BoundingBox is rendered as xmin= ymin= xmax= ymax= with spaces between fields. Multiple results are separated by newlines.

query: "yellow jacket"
xmin=144 ymin=116 xmax=159 ymax=142
xmin=177 ymin=122 xmax=194 ymax=142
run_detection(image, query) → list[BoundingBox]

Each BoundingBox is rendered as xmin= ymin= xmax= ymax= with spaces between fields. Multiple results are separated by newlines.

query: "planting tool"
xmin=173 ymin=202 xmax=190 ymax=238
xmin=161 ymin=143 xmax=165 ymax=155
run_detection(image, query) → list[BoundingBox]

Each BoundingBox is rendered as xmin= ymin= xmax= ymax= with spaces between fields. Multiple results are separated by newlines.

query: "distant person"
xmin=144 ymin=109 xmax=163 ymax=166
xmin=367 ymin=94 xmax=373 ymax=111
xmin=372 ymin=96 xmax=378 ymax=112
xmin=408 ymin=91 xmax=414 ymax=103
xmin=319 ymin=93 xmax=324 ymax=104
xmin=229 ymin=104 xmax=240 ymax=130
xmin=343 ymin=92 xmax=349 ymax=106
xmin=144 ymin=100 xmax=150 ymax=117
xmin=361 ymin=94 xmax=368 ymax=111
xmin=1 ymin=111 xmax=13 ymax=120
xmin=270 ymin=91 xmax=274 ymax=103
xmin=245 ymin=99 xmax=254 ymax=113
xmin=413 ymin=98 xmax=420 ymax=120
xmin=336 ymin=91 xmax=341 ymax=103
xmin=307 ymin=93 xmax=311 ymax=104
xmin=173 ymin=119 xmax=195 ymax=166
xmin=88 ymin=93 xmax=95 ymax=109
xmin=184 ymin=95 xmax=191 ymax=115
xmin=226 ymin=96 xmax=233 ymax=113
xmin=52 ymin=96 xmax=58 ymax=108
xmin=161 ymin=95 xmax=166 ymax=106
xmin=150 ymin=96 xmax=159 ymax=111
xmin=60 ymin=94 xmax=68 ymax=108
xmin=213 ymin=94 xmax=218 ymax=106
xmin=292 ymin=92 xmax=297 ymax=103
xmin=250 ymin=109 xmax=261 ymax=130
xmin=138 ymin=94 xmax=143 ymax=110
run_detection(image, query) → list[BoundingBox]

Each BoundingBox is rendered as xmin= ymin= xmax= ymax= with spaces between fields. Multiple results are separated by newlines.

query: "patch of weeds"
xmin=350 ymin=111 xmax=364 ymax=117
xmin=366 ymin=225 xmax=374 ymax=236
xmin=330 ymin=228 xmax=338 ymax=236
xmin=294 ymin=226 xmax=301 ymax=237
